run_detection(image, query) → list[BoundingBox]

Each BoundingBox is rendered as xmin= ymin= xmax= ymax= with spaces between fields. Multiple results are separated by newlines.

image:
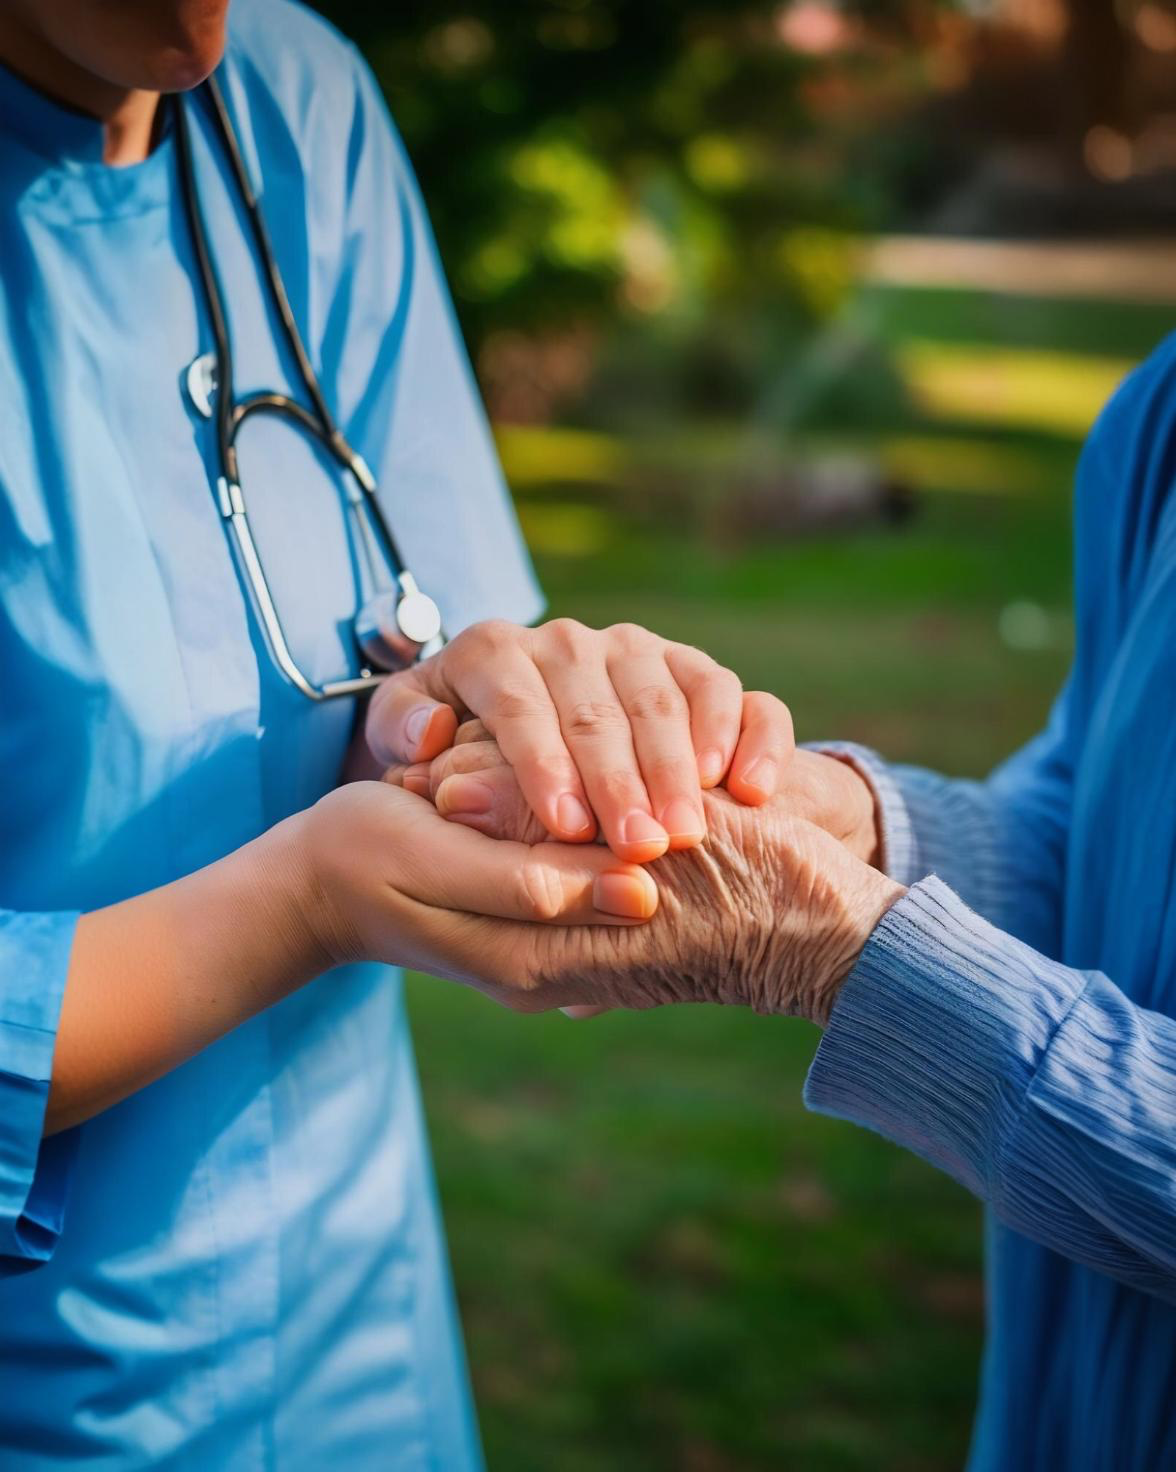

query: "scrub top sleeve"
xmin=0 ymin=909 xmax=78 ymax=1275
xmin=321 ymin=47 xmax=544 ymax=636
xmin=806 ymin=876 xmax=1176 ymax=1305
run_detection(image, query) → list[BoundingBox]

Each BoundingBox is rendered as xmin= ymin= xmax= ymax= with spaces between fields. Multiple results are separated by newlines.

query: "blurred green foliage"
xmin=314 ymin=0 xmax=953 ymax=372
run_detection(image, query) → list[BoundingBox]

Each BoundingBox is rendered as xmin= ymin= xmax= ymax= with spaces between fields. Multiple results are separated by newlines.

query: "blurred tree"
xmin=313 ymin=2 xmax=1165 ymax=426
xmin=1060 ymin=0 xmax=1130 ymax=145
xmin=310 ymin=0 xmax=943 ymax=392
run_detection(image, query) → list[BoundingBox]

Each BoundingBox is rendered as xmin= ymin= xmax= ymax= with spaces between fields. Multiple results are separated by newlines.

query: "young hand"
xmin=364 ymin=619 xmax=794 ymax=863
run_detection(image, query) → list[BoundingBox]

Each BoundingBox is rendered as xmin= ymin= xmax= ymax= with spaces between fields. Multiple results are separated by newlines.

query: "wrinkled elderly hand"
xmin=386 ymin=727 xmax=904 ymax=1024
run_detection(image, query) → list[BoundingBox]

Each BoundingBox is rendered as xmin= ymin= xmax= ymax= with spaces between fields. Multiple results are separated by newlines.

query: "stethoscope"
xmin=173 ymin=74 xmax=443 ymax=701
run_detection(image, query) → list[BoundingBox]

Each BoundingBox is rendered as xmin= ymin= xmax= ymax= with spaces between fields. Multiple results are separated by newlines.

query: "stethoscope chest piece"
xmin=355 ymin=576 xmax=443 ymax=671
xmin=393 ymin=573 xmax=443 ymax=645
xmin=186 ymin=352 xmax=219 ymax=418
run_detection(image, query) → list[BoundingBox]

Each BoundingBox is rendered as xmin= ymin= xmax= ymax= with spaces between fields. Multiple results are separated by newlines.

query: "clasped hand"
xmin=383 ymin=719 xmax=903 ymax=1025
xmin=298 ymin=618 xmax=902 ymax=1026
xmin=364 ymin=617 xmax=796 ymax=860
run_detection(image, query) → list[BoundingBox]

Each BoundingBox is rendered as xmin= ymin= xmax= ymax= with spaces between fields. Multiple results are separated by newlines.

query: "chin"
xmin=149 ymin=42 xmax=225 ymax=94
xmin=99 ymin=2 xmax=229 ymax=93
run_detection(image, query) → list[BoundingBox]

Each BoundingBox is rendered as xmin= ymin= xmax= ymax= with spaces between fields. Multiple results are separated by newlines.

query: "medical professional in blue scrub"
xmin=0 ymin=2 xmax=796 ymax=1466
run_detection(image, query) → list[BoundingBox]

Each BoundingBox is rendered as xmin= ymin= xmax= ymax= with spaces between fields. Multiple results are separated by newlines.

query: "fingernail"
xmin=740 ymin=757 xmax=777 ymax=797
xmin=619 ymin=810 xmax=669 ymax=851
xmin=557 ymin=792 xmax=595 ymax=837
xmin=660 ymin=798 xmax=705 ymax=845
xmin=436 ymin=775 xmax=494 ymax=816
xmin=697 ymin=747 xmax=725 ymax=786
xmin=404 ymin=706 xmax=434 ymax=752
xmin=594 ymin=869 xmax=657 ymax=919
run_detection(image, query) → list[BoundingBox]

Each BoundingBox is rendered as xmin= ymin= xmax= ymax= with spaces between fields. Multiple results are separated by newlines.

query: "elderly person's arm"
xmin=806 ymin=677 xmax=1076 ymax=960
xmin=400 ymin=740 xmax=1176 ymax=1306
xmin=804 ymin=873 xmax=1176 ymax=1304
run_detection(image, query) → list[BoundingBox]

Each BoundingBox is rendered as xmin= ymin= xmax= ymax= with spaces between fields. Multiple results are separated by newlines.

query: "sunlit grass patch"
xmin=896 ymin=341 xmax=1135 ymax=439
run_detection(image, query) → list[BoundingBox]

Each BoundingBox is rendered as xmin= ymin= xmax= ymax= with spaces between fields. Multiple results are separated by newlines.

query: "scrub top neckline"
xmin=0 ymin=59 xmax=175 ymax=221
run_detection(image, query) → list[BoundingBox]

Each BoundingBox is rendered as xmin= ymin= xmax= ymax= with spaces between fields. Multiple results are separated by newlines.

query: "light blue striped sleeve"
xmin=805 ymin=876 xmax=1176 ymax=1303
xmin=809 ymin=677 xmax=1076 ymax=958
xmin=0 ymin=910 xmax=78 ymax=1275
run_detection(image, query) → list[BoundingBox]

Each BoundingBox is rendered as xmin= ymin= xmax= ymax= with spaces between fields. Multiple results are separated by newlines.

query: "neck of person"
xmin=0 ymin=17 xmax=159 ymax=165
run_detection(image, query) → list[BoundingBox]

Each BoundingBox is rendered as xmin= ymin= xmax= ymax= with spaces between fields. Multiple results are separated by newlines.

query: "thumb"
xmin=367 ymin=667 xmax=459 ymax=766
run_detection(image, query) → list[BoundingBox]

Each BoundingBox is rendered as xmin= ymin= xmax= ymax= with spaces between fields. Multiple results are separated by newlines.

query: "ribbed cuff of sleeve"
xmin=802 ymin=741 xmax=919 ymax=885
xmin=0 ymin=911 xmax=79 ymax=1273
xmin=804 ymin=876 xmax=1087 ymax=1199
xmin=887 ymin=764 xmax=1016 ymax=924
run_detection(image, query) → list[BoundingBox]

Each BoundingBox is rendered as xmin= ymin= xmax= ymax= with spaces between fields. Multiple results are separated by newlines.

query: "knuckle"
xmin=625 ymin=681 xmax=685 ymax=724
xmin=565 ymin=699 xmax=628 ymax=739
xmin=466 ymin=618 xmax=518 ymax=656
xmin=607 ymin=621 xmax=654 ymax=653
xmin=456 ymin=717 xmax=491 ymax=744
xmin=709 ymin=666 xmax=743 ymax=701
xmin=542 ymin=617 xmax=589 ymax=656
xmin=451 ymin=741 xmax=503 ymax=774
xmin=747 ymin=691 xmax=795 ymax=744
xmin=675 ymin=641 xmax=717 ymax=670
xmin=492 ymin=685 xmax=549 ymax=724
xmin=516 ymin=860 xmax=567 ymax=922
xmin=670 ymin=650 xmax=742 ymax=705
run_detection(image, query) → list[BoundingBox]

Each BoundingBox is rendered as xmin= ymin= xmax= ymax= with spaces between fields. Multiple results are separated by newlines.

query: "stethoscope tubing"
xmin=172 ymin=73 xmax=441 ymax=698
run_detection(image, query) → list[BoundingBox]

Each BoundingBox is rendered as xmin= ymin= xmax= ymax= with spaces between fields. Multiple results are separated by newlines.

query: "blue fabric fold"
xmin=807 ymin=877 xmax=1176 ymax=1303
xmin=0 ymin=910 xmax=77 ymax=1271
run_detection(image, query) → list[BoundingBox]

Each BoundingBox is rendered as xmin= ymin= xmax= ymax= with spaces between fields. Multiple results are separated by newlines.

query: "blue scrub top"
xmin=0 ymin=2 xmax=541 ymax=1466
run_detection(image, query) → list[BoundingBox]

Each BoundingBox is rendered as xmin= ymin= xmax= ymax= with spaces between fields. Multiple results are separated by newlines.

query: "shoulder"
xmin=1065 ymin=330 xmax=1176 ymax=684
xmin=221 ymin=0 xmax=393 ymax=166
xmin=1075 ymin=331 xmax=1176 ymax=576
xmin=217 ymin=0 xmax=414 ymax=259
xmin=1079 ymin=332 xmax=1176 ymax=515
xmin=224 ymin=0 xmax=365 ymax=100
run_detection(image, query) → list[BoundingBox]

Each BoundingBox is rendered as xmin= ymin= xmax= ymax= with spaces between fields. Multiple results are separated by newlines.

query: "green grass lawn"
xmin=407 ymin=287 xmax=1166 ymax=1470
